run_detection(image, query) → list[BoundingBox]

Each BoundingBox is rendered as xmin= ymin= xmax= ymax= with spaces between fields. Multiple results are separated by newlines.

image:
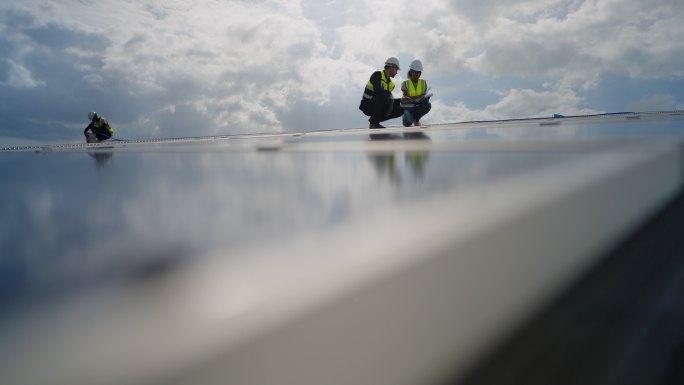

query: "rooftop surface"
xmin=1 ymin=111 xmax=683 ymax=385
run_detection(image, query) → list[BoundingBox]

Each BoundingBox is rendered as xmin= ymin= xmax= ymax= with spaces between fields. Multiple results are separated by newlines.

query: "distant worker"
xmin=84 ymin=112 xmax=113 ymax=143
xmin=400 ymin=59 xmax=432 ymax=127
xmin=359 ymin=57 xmax=404 ymax=129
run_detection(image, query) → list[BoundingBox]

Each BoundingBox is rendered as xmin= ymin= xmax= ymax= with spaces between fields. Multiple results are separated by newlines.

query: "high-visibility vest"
xmin=400 ymin=79 xmax=427 ymax=108
xmin=363 ymin=70 xmax=394 ymax=100
xmin=93 ymin=117 xmax=114 ymax=136
xmin=404 ymin=79 xmax=426 ymax=97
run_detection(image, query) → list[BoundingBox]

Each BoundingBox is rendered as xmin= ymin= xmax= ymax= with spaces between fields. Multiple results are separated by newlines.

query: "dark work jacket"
xmin=360 ymin=70 xmax=394 ymax=113
xmin=84 ymin=117 xmax=113 ymax=141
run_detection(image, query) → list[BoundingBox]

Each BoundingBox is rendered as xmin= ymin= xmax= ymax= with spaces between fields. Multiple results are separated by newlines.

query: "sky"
xmin=1 ymin=0 xmax=683 ymax=144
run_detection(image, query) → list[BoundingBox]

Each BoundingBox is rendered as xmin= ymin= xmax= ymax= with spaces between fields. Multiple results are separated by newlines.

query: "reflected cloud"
xmin=0 ymin=146 xmax=426 ymax=303
xmin=2 ymin=115 xmax=684 ymax=385
xmin=3 ymin=123 xmax=643 ymax=309
xmin=3 ymin=150 xmax=434 ymax=306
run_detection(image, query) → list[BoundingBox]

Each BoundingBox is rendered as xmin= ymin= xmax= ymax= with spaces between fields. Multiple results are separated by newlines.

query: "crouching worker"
xmin=84 ymin=112 xmax=114 ymax=143
xmin=359 ymin=57 xmax=404 ymax=129
xmin=401 ymin=59 xmax=431 ymax=127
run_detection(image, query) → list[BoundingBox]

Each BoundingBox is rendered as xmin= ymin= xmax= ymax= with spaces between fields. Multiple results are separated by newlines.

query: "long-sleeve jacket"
xmin=362 ymin=70 xmax=395 ymax=102
xmin=84 ymin=117 xmax=113 ymax=139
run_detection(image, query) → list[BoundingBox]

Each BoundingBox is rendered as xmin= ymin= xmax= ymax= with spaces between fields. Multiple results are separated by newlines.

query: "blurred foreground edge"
xmin=169 ymin=143 xmax=683 ymax=385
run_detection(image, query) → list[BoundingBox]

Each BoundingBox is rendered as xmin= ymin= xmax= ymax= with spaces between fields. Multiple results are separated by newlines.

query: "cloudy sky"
xmin=1 ymin=0 xmax=683 ymax=144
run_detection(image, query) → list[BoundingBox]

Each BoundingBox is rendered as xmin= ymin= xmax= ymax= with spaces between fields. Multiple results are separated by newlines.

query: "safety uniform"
xmin=84 ymin=117 xmax=114 ymax=141
xmin=363 ymin=70 xmax=394 ymax=100
xmin=359 ymin=70 xmax=403 ymax=126
xmin=400 ymin=79 xmax=427 ymax=108
xmin=400 ymin=79 xmax=431 ymax=127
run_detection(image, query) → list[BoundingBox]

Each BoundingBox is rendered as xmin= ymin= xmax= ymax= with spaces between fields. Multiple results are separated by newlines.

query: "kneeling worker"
xmin=84 ymin=112 xmax=114 ymax=143
xmin=401 ymin=59 xmax=432 ymax=127
xmin=359 ymin=57 xmax=404 ymax=129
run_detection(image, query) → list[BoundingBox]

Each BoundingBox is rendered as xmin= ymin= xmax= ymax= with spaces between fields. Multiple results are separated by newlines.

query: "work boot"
xmin=369 ymin=122 xmax=386 ymax=129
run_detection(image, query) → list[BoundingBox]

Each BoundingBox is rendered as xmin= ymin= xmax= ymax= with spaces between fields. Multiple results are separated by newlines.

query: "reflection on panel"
xmin=1 ymin=112 xmax=683 ymax=385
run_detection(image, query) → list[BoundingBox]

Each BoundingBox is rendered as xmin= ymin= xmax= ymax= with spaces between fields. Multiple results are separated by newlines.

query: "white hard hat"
xmin=384 ymin=57 xmax=400 ymax=69
xmin=88 ymin=112 xmax=97 ymax=120
xmin=409 ymin=59 xmax=423 ymax=72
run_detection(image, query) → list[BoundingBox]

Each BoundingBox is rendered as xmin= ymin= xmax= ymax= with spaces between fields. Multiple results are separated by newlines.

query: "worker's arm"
xmin=401 ymin=82 xmax=417 ymax=99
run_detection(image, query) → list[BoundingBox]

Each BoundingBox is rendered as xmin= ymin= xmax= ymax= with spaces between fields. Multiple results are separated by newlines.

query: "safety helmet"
xmin=88 ymin=112 xmax=98 ymax=121
xmin=384 ymin=57 xmax=400 ymax=69
xmin=409 ymin=59 xmax=423 ymax=72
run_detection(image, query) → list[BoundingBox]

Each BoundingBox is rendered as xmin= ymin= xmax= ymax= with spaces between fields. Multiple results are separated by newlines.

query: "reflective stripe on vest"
xmin=363 ymin=70 xmax=394 ymax=99
xmin=94 ymin=117 xmax=113 ymax=135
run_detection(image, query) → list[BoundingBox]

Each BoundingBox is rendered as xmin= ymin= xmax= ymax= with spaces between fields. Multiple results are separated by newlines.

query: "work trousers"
xmin=360 ymin=96 xmax=403 ymax=125
xmin=402 ymin=101 xmax=432 ymax=126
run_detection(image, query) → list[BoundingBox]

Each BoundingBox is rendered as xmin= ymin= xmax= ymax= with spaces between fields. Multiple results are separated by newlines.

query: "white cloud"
xmin=626 ymin=94 xmax=677 ymax=112
xmin=471 ymin=0 xmax=684 ymax=82
xmin=0 ymin=0 xmax=683 ymax=141
xmin=484 ymin=87 xmax=597 ymax=118
xmin=431 ymin=86 xmax=597 ymax=123
xmin=0 ymin=59 xmax=45 ymax=88
xmin=334 ymin=0 xmax=684 ymax=91
xmin=0 ymin=0 xmax=340 ymax=137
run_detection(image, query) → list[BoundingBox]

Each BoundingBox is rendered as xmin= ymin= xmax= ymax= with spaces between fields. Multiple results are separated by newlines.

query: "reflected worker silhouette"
xmin=367 ymin=128 xmax=431 ymax=141
xmin=367 ymin=149 xmax=430 ymax=185
xmin=368 ymin=151 xmax=401 ymax=184
xmin=88 ymin=151 xmax=113 ymax=169
xmin=406 ymin=150 xmax=429 ymax=180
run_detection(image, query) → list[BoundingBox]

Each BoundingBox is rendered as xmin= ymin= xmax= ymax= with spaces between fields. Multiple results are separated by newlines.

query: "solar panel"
xmin=1 ymin=112 xmax=683 ymax=385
